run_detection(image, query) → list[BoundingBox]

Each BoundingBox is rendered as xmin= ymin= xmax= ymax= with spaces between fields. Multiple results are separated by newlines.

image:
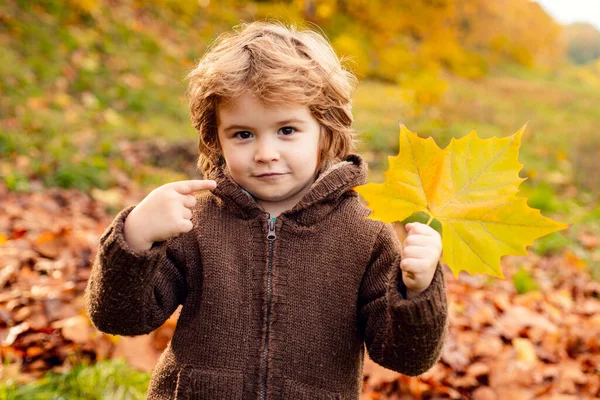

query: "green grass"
xmin=0 ymin=0 xmax=205 ymax=190
xmin=0 ymin=359 xmax=150 ymax=400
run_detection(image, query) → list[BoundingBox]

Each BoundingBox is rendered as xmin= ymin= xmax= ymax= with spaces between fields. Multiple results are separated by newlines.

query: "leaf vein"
xmin=448 ymin=222 xmax=498 ymax=275
xmin=478 ymin=221 xmax=521 ymax=253
xmin=407 ymin=134 xmax=429 ymax=209
xmin=437 ymin=136 xmax=516 ymax=214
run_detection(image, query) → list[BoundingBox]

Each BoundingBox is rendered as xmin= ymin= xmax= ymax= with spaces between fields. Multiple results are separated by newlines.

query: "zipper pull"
xmin=267 ymin=219 xmax=277 ymax=241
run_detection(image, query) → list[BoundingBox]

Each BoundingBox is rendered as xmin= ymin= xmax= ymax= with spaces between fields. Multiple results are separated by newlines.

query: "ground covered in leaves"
xmin=0 ymin=143 xmax=599 ymax=399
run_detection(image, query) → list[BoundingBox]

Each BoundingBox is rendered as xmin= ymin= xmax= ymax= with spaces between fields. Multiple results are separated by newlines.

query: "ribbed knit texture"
xmin=84 ymin=154 xmax=449 ymax=400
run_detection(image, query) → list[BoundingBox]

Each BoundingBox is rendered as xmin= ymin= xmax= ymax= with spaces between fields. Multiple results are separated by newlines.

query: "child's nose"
xmin=254 ymin=139 xmax=280 ymax=163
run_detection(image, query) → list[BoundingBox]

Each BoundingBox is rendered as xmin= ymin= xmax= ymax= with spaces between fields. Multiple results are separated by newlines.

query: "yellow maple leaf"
xmin=355 ymin=125 xmax=568 ymax=278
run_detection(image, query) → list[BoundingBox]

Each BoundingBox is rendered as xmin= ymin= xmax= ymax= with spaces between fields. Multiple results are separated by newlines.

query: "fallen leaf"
xmin=513 ymin=337 xmax=538 ymax=365
xmin=2 ymin=322 xmax=29 ymax=346
xmin=52 ymin=315 xmax=93 ymax=344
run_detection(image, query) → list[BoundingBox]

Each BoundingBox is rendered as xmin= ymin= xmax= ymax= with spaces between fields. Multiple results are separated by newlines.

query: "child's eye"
xmin=279 ymin=126 xmax=297 ymax=135
xmin=234 ymin=131 xmax=253 ymax=140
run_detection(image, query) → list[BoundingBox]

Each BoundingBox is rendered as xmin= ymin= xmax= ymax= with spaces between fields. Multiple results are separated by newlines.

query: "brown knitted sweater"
xmin=85 ymin=154 xmax=448 ymax=400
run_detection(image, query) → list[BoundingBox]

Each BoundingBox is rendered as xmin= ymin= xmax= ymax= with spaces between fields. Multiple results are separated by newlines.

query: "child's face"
xmin=217 ymin=93 xmax=321 ymax=214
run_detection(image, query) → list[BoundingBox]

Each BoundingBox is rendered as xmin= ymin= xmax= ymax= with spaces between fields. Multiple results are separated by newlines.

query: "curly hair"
xmin=186 ymin=20 xmax=359 ymax=177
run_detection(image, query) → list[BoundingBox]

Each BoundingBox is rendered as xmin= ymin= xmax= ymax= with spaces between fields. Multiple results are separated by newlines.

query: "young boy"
xmin=85 ymin=21 xmax=448 ymax=400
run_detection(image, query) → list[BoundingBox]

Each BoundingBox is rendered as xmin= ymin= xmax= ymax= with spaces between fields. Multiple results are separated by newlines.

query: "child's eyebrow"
xmin=223 ymin=118 xmax=307 ymax=132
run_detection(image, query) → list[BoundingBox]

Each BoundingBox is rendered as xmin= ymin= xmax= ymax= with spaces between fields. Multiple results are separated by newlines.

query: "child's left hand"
xmin=400 ymin=222 xmax=442 ymax=298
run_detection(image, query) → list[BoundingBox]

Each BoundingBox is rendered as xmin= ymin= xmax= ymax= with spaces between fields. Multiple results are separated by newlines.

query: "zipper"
xmin=260 ymin=216 xmax=276 ymax=400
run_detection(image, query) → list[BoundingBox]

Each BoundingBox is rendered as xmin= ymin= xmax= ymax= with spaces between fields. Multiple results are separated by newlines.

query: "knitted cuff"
xmin=386 ymin=261 xmax=448 ymax=327
xmin=99 ymin=205 xmax=168 ymax=280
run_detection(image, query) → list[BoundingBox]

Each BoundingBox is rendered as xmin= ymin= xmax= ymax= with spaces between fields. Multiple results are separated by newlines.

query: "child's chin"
xmin=256 ymin=193 xmax=290 ymax=202
xmin=254 ymin=190 xmax=295 ymax=203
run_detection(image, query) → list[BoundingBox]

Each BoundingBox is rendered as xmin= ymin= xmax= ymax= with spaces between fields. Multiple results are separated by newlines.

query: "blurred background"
xmin=0 ymin=0 xmax=599 ymax=399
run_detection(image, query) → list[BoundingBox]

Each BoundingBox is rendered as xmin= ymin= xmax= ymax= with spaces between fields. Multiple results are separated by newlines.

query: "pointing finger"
xmin=170 ymin=180 xmax=217 ymax=194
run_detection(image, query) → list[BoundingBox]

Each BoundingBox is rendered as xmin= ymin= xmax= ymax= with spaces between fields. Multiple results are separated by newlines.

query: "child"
xmin=85 ymin=20 xmax=448 ymax=400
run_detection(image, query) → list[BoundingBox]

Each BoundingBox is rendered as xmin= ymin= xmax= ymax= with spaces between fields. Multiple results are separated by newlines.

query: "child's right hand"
xmin=123 ymin=180 xmax=217 ymax=251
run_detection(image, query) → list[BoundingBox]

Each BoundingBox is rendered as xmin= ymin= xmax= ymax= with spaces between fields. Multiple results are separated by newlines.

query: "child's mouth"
xmin=255 ymin=172 xmax=287 ymax=179
xmin=255 ymin=172 xmax=286 ymax=180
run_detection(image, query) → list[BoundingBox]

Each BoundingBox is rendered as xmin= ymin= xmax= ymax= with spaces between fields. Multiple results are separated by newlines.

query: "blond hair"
xmin=186 ymin=20 xmax=359 ymax=177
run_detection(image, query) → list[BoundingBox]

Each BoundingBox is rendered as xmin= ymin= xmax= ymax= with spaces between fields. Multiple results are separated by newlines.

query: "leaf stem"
xmin=426 ymin=215 xmax=434 ymax=225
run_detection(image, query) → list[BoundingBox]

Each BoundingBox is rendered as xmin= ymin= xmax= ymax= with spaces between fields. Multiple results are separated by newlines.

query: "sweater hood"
xmin=207 ymin=154 xmax=367 ymax=226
